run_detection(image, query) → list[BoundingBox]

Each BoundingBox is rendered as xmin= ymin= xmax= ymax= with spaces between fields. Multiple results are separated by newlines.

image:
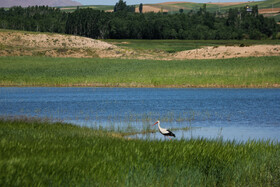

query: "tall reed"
xmin=1 ymin=118 xmax=279 ymax=186
xmin=0 ymin=56 xmax=279 ymax=87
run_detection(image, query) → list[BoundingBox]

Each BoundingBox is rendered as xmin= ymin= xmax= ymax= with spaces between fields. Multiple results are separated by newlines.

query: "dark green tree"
xmin=114 ymin=0 xmax=126 ymax=12
xmin=139 ymin=3 xmax=143 ymax=13
xmin=114 ymin=0 xmax=135 ymax=12
xmin=1 ymin=4 xmax=279 ymax=40
xmin=252 ymin=5 xmax=258 ymax=17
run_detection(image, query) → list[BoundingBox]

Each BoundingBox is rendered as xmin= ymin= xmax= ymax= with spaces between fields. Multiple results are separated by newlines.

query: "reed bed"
xmin=0 ymin=56 xmax=279 ymax=87
xmin=0 ymin=118 xmax=279 ymax=186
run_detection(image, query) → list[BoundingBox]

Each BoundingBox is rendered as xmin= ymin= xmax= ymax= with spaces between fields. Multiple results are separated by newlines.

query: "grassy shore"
xmin=0 ymin=56 xmax=279 ymax=88
xmin=0 ymin=118 xmax=279 ymax=186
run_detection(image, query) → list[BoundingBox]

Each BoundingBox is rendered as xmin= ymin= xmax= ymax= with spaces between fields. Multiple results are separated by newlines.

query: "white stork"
xmin=152 ymin=120 xmax=175 ymax=140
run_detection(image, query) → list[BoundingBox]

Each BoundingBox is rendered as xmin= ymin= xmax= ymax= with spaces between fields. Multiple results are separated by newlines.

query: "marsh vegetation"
xmin=0 ymin=118 xmax=279 ymax=186
xmin=0 ymin=56 xmax=279 ymax=87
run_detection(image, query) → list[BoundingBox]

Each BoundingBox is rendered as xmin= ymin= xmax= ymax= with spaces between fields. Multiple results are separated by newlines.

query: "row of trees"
xmin=114 ymin=0 xmax=135 ymax=13
xmin=0 ymin=4 xmax=279 ymax=40
xmin=65 ymin=4 xmax=279 ymax=40
xmin=0 ymin=6 xmax=67 ymax=33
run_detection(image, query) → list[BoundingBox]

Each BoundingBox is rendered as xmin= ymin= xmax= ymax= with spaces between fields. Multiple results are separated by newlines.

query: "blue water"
xmin=0 ymin=87 xmax=279 ymax=142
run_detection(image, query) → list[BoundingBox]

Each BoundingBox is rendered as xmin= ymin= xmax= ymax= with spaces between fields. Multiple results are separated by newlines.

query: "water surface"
xmin=0 ymin=87 xmax=279 ymax=142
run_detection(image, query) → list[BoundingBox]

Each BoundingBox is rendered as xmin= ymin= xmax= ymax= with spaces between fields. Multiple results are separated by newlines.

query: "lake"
xmin=0 ymin=87 xmax=279 ymax=142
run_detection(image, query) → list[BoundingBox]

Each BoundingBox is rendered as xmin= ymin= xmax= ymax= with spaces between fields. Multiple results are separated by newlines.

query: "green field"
xmin=105 ymin=39 xmax=280 ymax=53
xmin=0 ymin=118 xmax=279 ymax=186
xmin=57 ymin=0 xmax=280 ymax=14
xmin=59 ymin=5 xmax=114 ymax=12
xmin=0 ymin=56 xmax=279 ymax=88
xmin=146 ymin=0 xmax=280 ymax=14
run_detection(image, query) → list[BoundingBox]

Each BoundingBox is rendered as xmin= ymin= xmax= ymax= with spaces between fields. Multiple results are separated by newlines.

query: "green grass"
xmin=59 ymin=5 xmax=114 ymax=12
xmin=148 ymin=2 xmax=221 ymax=13
xmin=0 ymin=118 xmax=279 ymax=186
xmin=104 ymin=39 xmax=280 ymax=53
xmin=0 ymin=56 xmax=279 ymax=87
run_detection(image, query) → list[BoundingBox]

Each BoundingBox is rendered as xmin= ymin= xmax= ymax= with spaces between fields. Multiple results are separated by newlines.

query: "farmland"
xmin=57 ymin=0 xmax=280 ymax=21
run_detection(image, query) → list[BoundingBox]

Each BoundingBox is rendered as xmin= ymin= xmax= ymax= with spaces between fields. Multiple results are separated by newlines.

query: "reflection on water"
xmin=129 ymin=126 xmax=280 ymax=142
xmin=0 ymin=87 xmax=280 ymax=142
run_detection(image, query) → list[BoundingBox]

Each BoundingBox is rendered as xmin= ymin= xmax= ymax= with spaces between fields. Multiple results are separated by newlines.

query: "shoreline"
xmin=1 ymin=83 xmax=280 ymax=88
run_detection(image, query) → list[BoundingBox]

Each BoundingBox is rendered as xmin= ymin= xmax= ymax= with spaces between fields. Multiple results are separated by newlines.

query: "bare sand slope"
xmin=174 ymin=45 xmax=280 ymax=59
xmin=0 ymin=31 xmax=115 ymax=49
xmin=1 ymin=30 xmax=280 ymax=60
xmin=0 ymin=30 xmax=123 ymax=58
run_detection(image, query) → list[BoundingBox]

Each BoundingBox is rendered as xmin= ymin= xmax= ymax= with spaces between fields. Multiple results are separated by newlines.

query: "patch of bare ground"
xmin=157 ymin=2 xmax=189 ymax=5
xmin=174 ymin=45 xmax=280 ymax=59
xmin=135 ymin=5 xmax=168 ymax=13
xmin=157 ymin=1 xmax=246 ymax=6
xmin=1 ymin=30 xmax=280 ymax=60
xmin=0 ymin=30 xmax=125 ymax=58
xmin=259 ymin=8 xmax=280 ymax=14
xmin=208 ymin=2 xmax=247 ymax=6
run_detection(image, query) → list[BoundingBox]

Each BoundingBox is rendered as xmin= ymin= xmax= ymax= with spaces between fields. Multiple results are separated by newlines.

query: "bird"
xmin=152 ymin=120 xmax=175 ymax=140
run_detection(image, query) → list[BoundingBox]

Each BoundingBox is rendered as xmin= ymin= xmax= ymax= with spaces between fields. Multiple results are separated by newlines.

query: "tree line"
xmin=0 ymin=6 xmax=67 ymax=33
xmin=0 ymin=3 xmax=279 ymax=40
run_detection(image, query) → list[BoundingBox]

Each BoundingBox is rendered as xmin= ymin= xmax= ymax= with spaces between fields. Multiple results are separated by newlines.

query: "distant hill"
xmin=0 ymin=0 xmax=82 ymax=8
xmin=142 ymin=0 xmax=280 ymax=13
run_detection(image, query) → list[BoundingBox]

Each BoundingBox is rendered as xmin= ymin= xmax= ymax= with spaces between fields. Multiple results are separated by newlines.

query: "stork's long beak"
xmin=152 ymin=121 xmax=158 ymax=126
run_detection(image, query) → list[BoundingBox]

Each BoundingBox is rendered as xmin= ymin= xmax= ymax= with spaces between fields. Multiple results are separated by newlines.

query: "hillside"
xmin=143 ymin=0 xmax=280 ymax=13
xmin=135 ymin=0 xmax=279 ymax=22
xmin=1 ymin=30 xmax=280 ymax=60
xmin=0 ymin=30 xmax=123 ymax=58
xmin=56 ymin=0 xmax=280 ymax=21
xmin=0 ymin=0 xmax=82 ymax=8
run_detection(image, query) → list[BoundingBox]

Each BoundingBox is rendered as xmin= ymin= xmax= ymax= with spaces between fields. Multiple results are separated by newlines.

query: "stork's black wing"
xmin=167 ymin=130 xmax=176 ymax=137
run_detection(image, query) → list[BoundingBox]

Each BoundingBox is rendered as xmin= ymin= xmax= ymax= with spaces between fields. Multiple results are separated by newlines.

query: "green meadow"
xmin=105 ymin=39 xmax=280 ymax=53
xmin=59 ymin=5 xmax=114 ymax=12
xmin=0 ymin=118 xmax=279 ymax=186
xmin=0 ymin=56 xmax=279 ymax=87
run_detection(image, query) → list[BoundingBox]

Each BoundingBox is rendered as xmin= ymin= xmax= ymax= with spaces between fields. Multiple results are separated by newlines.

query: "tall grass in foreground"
xmin=0 ymin=119 xmax=279 ymax=186
xmin=0 ymin=56 xmax=279 ymax=87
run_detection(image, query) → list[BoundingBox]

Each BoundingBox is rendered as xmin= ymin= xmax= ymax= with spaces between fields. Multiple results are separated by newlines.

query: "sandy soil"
xmin=0 ymin=32 xmax=115 ymax=49
xmin=174 ymin=45 xmax=280 ymax=59
xmin=0 ymin=31 xmax=126 ymax=58
xmin=135 ymin=5 xmax=168 ymax=13
xmin=157 ymin=2 xmax=189 ymax=5
xmin=259 ymin=8 xmax=280 ymax=14
xmin=1 ymin=30 xmax=279 ymax=60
